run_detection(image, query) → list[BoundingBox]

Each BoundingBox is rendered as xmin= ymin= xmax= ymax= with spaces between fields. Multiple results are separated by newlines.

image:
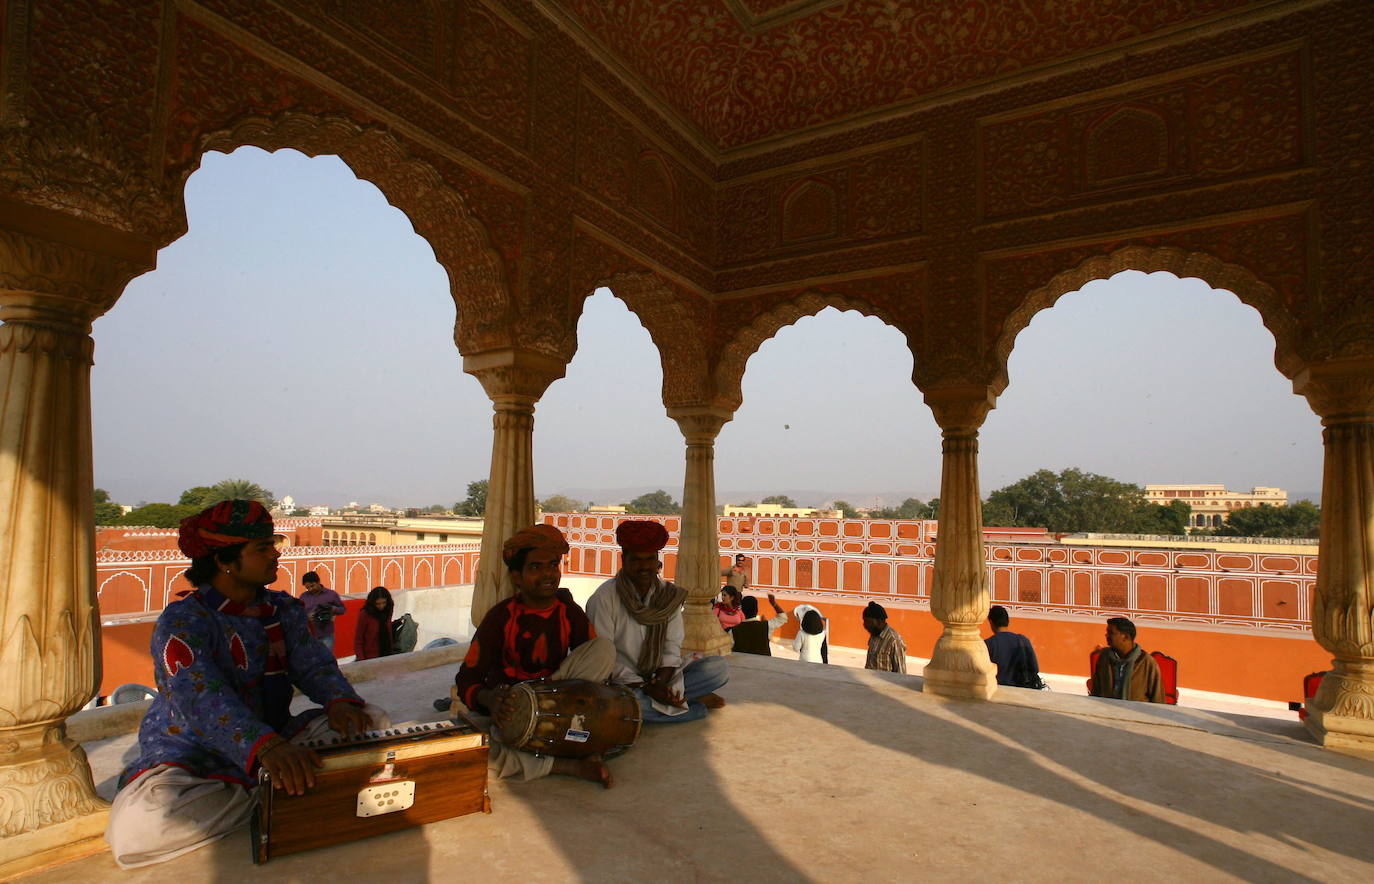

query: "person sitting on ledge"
xmin=1089 ymin=616 xmax=1165 ymax=704
xmin=731 ymin=593 xmax=790 ymax=656
xmin=862 ymin=601 xmax=908 ymax=674
xmin=105 ymin=500 xmax=386 ymax=870
xmin=452 ymin=524 xmax=616 ymax=787
xmin=587 ymin=520 xmax=728 ymax=723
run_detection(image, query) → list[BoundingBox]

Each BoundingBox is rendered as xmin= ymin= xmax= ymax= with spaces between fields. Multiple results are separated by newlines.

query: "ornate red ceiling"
xmin=556 ymin=0 xmax=1264 ymax=150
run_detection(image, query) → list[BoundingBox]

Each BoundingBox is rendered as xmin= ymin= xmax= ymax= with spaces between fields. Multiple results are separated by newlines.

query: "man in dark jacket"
xmin=1090 ymin=616 xmax=1165 ymax=703
xmin=731 ymin=593 xmax=790 ymax=656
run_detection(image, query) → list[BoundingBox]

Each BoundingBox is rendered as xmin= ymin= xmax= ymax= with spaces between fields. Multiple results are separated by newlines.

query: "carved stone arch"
xmin=181 ymin=112 xmax=513 ymax=355
xmin=715 ymin=291 xmax=909 ymax=411
xmin=993 ymin=245 xmax=1303 ymax=393
xmin=575 ymin=271 xmax=712 ymax=409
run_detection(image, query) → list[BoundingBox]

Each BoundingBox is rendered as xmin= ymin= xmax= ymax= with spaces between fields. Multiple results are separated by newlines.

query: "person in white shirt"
xmin=792 ymin=604 xmax=828 ymax=664
xmin=586 ymin=520 xmax=728 ymax=723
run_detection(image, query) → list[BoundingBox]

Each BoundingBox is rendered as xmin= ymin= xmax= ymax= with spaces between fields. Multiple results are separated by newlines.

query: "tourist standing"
xmin=1089 ymin=616 xmax=1165 ymax=703
xmin=862 ymin=602 xmax=907 ymax=674
xmin=354 ymin=586 xmax=396 ymax=660
xmin=300 ymin=570 xmax=345 ymax=655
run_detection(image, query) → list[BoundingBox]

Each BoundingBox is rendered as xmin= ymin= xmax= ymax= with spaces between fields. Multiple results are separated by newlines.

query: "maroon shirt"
xmin=454 ymin=590 xmax=594 ymax=712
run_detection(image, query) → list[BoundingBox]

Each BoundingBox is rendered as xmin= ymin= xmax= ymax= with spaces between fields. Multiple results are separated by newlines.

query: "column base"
xmin=0 ymin=805 xmax=110 ymax=878
xmin=1304 ymin=664 xmax=1374 ymax=755
xmin=1304 ymin=707 xmax=1374 ymax=756
xmin=922 ymin=629 xmax=997 ymax=700
xmin=681 ymin=600 xmax=734 ymax=657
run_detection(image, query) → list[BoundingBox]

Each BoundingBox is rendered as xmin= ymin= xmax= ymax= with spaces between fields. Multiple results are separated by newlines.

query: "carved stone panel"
xmin=980 ymin=48 xmax=1306 ymax=220
xmin=451 ymin=0 xmax=532 ymax=148
xmin=718 ymin=138 xmax=925 ymax=265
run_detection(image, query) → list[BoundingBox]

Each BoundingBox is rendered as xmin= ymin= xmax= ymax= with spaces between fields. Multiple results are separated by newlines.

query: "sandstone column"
xmin=920 ymin=384 xmax=998 ymax=699
xmin=1294 ymin=356 xmax=1374 ymax=751
xmin=669 ymin=405 xmax=735 ymax=656
xmin=0 ymin=225 xmax=149 ymax=872
xmin=464 ymin=349 xmax=566 ymax=626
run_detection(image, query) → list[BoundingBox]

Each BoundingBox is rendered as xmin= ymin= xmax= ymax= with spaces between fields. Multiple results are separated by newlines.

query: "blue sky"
xmin=86 ymin=148 xmax=1322 ymax=508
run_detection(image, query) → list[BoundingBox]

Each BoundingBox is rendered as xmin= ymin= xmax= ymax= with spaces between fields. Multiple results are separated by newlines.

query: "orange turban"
xmin=615 ymin=520 xmax=669 ymax=553
xmin=502 ymin=524 xmax=569 ymax=564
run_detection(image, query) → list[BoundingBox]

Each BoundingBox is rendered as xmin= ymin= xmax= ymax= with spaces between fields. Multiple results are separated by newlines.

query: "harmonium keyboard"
xmin=252 ymin=718 xmax=489 ymax=863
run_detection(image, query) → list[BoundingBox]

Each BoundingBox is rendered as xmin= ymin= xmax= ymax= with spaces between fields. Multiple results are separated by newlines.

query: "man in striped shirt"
xmin=862 ymin=602 xmax=907 ymax=674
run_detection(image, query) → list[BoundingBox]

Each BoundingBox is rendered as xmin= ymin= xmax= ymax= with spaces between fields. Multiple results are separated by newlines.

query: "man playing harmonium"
xmin=105 ymin=501 xmax=388 ymax=869
xmin=453 ymin=524 xmax=618 ymax=787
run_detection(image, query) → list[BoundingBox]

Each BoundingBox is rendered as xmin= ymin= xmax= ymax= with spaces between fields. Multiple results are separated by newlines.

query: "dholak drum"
xmin=497 ymin=679 xmax=641 ymax=759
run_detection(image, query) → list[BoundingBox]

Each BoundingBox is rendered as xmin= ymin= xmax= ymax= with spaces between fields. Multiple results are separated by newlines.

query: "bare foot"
xmin=695 ymin=692 xmax=726 ymax=709
xmin=553 ymin=755 xmax=613 ymax=789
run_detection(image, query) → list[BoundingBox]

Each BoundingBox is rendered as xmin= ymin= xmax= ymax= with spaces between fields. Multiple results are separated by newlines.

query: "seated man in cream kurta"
xmin=586 ymin=520 xmax=728 ymax=723
xmin=453 ymin=524 xmax=616 ymax=787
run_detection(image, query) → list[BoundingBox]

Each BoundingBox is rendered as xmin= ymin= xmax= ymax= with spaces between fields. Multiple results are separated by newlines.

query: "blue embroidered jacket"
xmin=119 ymin=585 xmax=363 ymax=788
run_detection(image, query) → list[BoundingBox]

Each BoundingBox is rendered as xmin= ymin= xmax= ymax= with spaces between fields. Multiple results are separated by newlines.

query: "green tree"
xmin=121 ymin=502 xmax=199 ymax=528
xmin=984 ymin=468 xmax=1151 ymax=533
xmin=540 ymin=494 xmax=583 ymax=513
xmin=873 ymin=497 xmax=925 ymax=519
xmin=628 ymin=489 xmax=680 ymax=514
xmin=761 ymin=494 xmax=797 ymax=508
xmin=290 ymin=508 xmax=311 ymax=517
xmin=926 ymin=498 xmax=940 ymax=520
xmin=1219 ymin=501 xmax=1320 ymax=538
xmin=1133 ymin=499 xmax=1191 ymax=535
xmin=94 ymin=488 xmax=124 ymax=525
xmin=832 ymin=499 xmax=859 ymax=518
xmin=196 ymin=479 xmax=274 ymax=508
xmin=178 ymin=485 xmax=213 ymax=506
xmin=454 ymin=479 xmax=488 ymax=516
xmin=424 ymin=504 xmax=448 ymax=513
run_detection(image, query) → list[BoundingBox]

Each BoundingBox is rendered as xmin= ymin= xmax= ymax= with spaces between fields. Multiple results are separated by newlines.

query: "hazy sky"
xmin=82 ymin=148 xmax=1322 ymax=508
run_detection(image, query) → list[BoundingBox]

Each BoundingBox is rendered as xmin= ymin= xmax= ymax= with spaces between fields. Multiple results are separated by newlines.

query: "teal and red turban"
xmin=615 ymin=520 xmax=669 ymax=553
xmin=178 ymin=500 xmax=275 ymax=559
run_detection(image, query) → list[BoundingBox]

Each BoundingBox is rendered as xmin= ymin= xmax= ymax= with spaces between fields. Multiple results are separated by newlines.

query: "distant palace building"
xmin=723 ymin=503 xmax=843 ymax=519
xmin=320 ymin=513 xmax=484 ymax=546
xmin=1145 ymin=484 xmax=1288 ymax=530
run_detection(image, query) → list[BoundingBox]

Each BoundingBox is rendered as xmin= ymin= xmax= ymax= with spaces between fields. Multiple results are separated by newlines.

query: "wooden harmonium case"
xmin=253 ymin=718 xmax=489 ymax=863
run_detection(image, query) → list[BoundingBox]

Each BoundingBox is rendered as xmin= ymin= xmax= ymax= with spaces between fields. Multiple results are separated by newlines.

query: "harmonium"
xmin=252 ymin=717 xmax=489 ymax=863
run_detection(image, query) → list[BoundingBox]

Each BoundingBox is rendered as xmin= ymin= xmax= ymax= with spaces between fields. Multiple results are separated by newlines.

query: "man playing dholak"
xmin=105 ymin=501 xmax=388 ymax=869
xmin=586 ymin=520 xmax=729 ymax=723
xmin=453 ymin=524 xmax=618 ymax=786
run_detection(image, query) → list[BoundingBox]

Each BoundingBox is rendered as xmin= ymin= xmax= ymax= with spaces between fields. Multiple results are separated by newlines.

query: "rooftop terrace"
xmin=32 ymin=649 xmax=1374 ymax=883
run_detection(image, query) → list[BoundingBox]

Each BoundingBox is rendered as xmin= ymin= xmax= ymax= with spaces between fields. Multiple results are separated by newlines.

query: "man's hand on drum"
xmin=258 ymin=737 xmax=321 ymax=796
xmin=327 ymin=701 xmax=373 ymax=739
xmin=478 ymin=686 xmax=520 ymax=728
xmin=644 ymin=666 xmax=686 ymax=708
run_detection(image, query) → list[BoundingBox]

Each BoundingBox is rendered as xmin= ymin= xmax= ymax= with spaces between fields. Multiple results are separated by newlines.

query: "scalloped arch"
xmin=715 ymin=292 xmax=910 ymax=411
xmin=577 ymin=272 xmax=712 ymax=409
xmin=993 ymin=246 xmax=1303 ymax=391
xmin=181 ymin=112 xmax=513 ymax=355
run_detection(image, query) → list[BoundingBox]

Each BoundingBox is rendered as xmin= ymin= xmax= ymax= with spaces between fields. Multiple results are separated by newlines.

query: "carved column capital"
xmin=920 ymin=382 xmax=998 ymax=432
xmin=462 ymin=348 xmax=568 ymax=407
xmin=1293 ymin=356 xmax=1374 ymax=425
xmin=0 ymin=226 xmax=152 ymax=329
xmin=667 ymin=404 xmax=735 ymax=445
